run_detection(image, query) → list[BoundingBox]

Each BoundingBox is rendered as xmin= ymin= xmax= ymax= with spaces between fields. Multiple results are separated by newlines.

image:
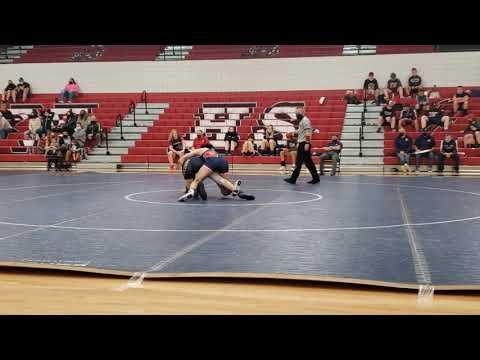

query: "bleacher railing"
xmin=358 ymin=95 xmax=367 ymax=157
xmin=104 ymin=128 xmax=110 ymax=155
xmin=129 ymin=100 xmax=137 ymax=127
xmin=140 ymin=90 xmax=149 ymax=114
xmin=116 ymin=114 xmax=125 ymax=141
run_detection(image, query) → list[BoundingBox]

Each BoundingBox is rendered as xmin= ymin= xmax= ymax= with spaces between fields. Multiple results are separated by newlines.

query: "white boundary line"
xmin=0 ymin=179 xmax=147 ymax=192
xmin=0 ymin=180 xmax=479 ymax=232
xmin=124 ymin=188 xmax=323 ymax=207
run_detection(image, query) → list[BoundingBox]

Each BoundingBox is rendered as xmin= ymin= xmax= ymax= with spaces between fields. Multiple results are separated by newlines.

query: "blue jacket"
xmin=395 ymin=135 xmax=413 ymax=153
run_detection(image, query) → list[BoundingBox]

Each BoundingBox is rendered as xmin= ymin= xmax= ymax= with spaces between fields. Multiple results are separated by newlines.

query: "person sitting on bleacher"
xmin=192 ymin=129 xmax=210 ymax=149
xmin=405 ymin=68 xmax=423 ymax=97
xmin=376 ymin=101 xmax=397 ymax=133
xmin=420 ymin=101 xmax=450 ymax=131
xmin=0 ymin=115 xmax=14 ymax=139
xmin=260 ymin=125 xmax=282 ymax=155
xmin=363 ymin=72 xmax=380 ymax=103
xmin=463 ymin=117 xmax=480 ymax=148
xmin=86 ymin=116 xmax=102 ymax=147
xmin=59 ymin=78 xmax=80 ymax=103
xmin=344 ymin=90 xmax=360 ymax=105
xmin=77 ymin=110 xmax=91 ymax=129
xmin=436 ymin=134 xmax=459 ymax=174
xmin=414 ymin=130 xmax=435 ymax=172
xmin=241 ymin=133 xmax=258 ymax=156
xmin=428 ymin=85 xmax=441 ymax=100
xmin=384 ymin=73 xmax=404 ymax=99
xmin=58 ymin=131 xmax=73 ymax=163
xmin=2 ymin=80 xmax=17 ymax=103
xmin=24 ymin=113 xmax=42 ymax=141
xmin=395 ymin=128 xmax=413 ymax=173
xmin=45 ymin=132 xmax=59 ymax=155
xmin=399 ymin=105 xmax=419 ymax=132
xmin=73 ymin=123 xmax=86 ymax=148
xmin=37 ymin=133 xmax=47 ymax=154
xmin=318 ymin=135 xmax=343 ymax=176
xmin=167 ymin=128 xmax=186 ymax=170
xmin=453 ymin=86 xmax=470 ymax=116
xmin=16 ymin=78 xmax=31 ymax=103
xmin=224 ymin=126 xmax=239 ymax=155
xmin=279 ymin=132 xmax=298 ymax=172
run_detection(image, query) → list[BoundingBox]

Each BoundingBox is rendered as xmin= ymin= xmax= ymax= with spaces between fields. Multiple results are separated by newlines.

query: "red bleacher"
xmin=186 ymin=45 xmax=344 ymax=60
xmin=14 ymin=45 xmax=163 ymax=63
xmin=383 ymin=87 xmax=480 ymax=166
xmin=376 ymin=45 xmax=434 ymax=55
xmin=121 ymin=90 xmax=347 ymax=164
xmin=0 ymin=93 xmax=133 ymax=162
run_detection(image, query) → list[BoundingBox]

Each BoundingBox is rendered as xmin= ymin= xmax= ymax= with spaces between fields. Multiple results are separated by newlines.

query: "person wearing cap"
xmin=405 ymin=68 xmax=423 ymax=97
xmin=318 ymin=135 xmax=343 ymax=176
xmin=384 ymin=73 xmax=404 ymax=99
xmin=16 ymin=78 xmax=31 ymax=103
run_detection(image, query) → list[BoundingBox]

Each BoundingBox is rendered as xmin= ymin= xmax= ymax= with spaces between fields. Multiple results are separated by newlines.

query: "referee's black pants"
xmin=290 ymin=141 xmax=319 ymax=182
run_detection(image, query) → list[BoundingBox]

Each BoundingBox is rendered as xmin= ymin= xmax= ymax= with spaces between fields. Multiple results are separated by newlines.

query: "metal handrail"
xmin=129 ymin=100 xmax=137 ymax=127
xmin=116 ymin=114 xmax=125 ymax=140
xmin=104 ymin=128 xmax=110 ymax=155
xmin=358 ymin=93 xmax=367 ymax=157
xmin=140 ymin=90 xmax=148 ymax=114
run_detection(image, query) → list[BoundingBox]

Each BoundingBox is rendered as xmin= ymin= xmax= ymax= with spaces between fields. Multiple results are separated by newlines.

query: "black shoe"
xmin=284 ymin=178 xmax=296 ymax=184
xmin=307 ymin=179 xmax=320 ymax=184
xmin=330 ymin=172 xmax=335 ymax=176
xmin=198 ymin=182 xmax=207 ymax=200
xmin=376 ymin=128 xmax=381 ymax=133
xmin=237 ymin=191 xmax=255 ymax=201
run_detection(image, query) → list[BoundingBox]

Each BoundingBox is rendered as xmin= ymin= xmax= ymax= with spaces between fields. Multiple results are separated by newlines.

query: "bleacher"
xmin=121 ymin=90 xmax=346 ymax=164
xmin=382 ymin=87 xmax=480 ymax=167
xmin=13 ymin=45 xmax=164 ymax=63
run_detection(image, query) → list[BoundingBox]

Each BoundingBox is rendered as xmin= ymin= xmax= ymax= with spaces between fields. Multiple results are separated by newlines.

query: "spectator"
xmin=463 ymin=117 xmax=480 ymax=148
xmin=167 ymin=129 xmax=185 ymax=170
xmin=318 ymin=135 xmax=343 ymax=176
xmin=64 ymin=110 xmax=78 ymax=136
xmin=384 ymin=73 xmax=404 ymax=99
xmin=420 ymin=102 xmax=450 ymax=131
xmin=437 ymin=134 xmax=459 ymax=174
xmin=414 ymin=130 xmax=435 ymax=172
xmin=24 ymin=114 xmax=42 ymax=140
xmin=16 ymin=78 xmax=31 ymax=103
xmin=279 ymin=132 xmax=298 ymax=171
xmin=72 ymin=123 xmax=86 ymax=147
xmin=453 ymin=86 xmax=470 ymax=115
xmin=241 ymin=133 xmax=258 ymax=156
xmin=405 ymin=67 xmax=423 ymax=97
xmin=37 ymin=132 xmax=47 ymax=154
xmin=53 ymin=115 xmax=67 ymax=133
xmin=58 ymin=131 xmax=73 ymax=163
xmin=376 ymin=101 xmax=397 ymax=133
xmin=86 ymin=116 xmax=102 ymax=147
xmin=43 ymin=108 xmax=55 ymax=133
xmin=224 ymin=126 xmax=239 ymax=155
xmin=2 ymin=80 xmax=17 ymax=103
xmin=77 ymin=110 xmax=90 ymax=129
xmin=45 ymin=132 xmax=59 ymax=157
xmin=395 ymin=128 xmax=413 ymax=173
xmin=192 ymin=129 xmax=209 ymax=149
xmin=363 ymin=72 xmax=380 ymax=102
xmin=0 ymin=115 xmax=14 ymax=139
xmin=70 ymin=139 xmax=84 ymax=162
xmin=0 ymin=102 xmax=19 ymax=127
xmin=428 ymin=85 xmax=441 ymax=100
xmin=59 ymin=78 xmax=80 ymax=103
xmin=260 ymin=125 xmax=281 ymax=155
xmin=344 ymin=90 xmax=360 ymax=105
xmin=399 ymin=105 xmax=419 ymax=131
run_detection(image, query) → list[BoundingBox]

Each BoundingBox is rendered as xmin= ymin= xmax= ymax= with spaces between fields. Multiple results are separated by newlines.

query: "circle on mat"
xmin=124 ymin=188 xmax=323 ymax=207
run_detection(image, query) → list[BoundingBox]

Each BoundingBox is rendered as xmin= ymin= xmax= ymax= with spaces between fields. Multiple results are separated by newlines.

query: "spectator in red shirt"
xmin=192 ymin=129 xmax=209 ymax=149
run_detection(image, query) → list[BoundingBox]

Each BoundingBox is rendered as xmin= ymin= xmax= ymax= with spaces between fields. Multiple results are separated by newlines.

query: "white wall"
xmin=0 ymin=51 xmax=479 ymax=94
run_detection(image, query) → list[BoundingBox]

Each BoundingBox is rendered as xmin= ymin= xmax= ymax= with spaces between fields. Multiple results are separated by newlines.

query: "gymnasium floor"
xmin=0 ymin=171 xmax=480 ymax=295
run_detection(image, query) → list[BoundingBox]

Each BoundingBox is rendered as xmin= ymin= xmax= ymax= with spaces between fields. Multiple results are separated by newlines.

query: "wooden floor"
xmin=0 ymin=269 xmax=479 ymax=314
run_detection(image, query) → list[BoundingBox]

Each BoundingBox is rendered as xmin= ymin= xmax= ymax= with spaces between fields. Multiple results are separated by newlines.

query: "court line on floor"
xmin=396 ymin=185 xmax=432 ymax=285
xmin=1 ymin=181 xmax=479 ymax=232
xmin=0 ymin=179 xmax=147 ymax=192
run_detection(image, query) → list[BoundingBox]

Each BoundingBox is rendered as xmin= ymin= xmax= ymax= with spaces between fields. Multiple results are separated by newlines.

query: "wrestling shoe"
xmin=237 ymin=191 xmax=255 ymax=201
xmin=178 ymin=189 xmax=195 ymax=202
xmin=232 ymin=180 xmax=242 ymax=196
xmin=198 ymin=183 xmax=208 ymax=200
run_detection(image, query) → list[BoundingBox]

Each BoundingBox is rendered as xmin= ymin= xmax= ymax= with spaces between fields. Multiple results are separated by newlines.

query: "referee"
xmin=284 ymin=107 xmax=320 ymax=185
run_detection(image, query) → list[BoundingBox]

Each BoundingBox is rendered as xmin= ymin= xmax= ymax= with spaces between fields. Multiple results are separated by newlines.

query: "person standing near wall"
xmin=284 ymin=107 xmax=320 ymax=185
